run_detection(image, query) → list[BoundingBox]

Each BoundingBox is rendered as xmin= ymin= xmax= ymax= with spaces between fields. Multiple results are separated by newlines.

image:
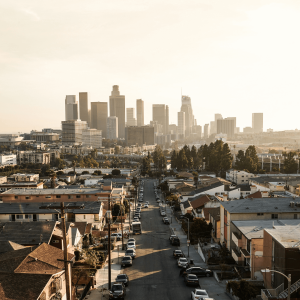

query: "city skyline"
xmin=1 ymin=1 xmax=300 ymax=133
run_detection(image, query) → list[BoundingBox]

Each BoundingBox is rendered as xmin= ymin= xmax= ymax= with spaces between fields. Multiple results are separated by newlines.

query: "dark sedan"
xmin=115 ymin=274 xmax=129 ymax=286
xmin=109 ymin=283 xmax=126 ymax=300
xmin=180 ymin=267 xmax=213 ymax=277
xmin=173 ymin=250 xmax=184 ymax=258
xmin=184 ymin=274 xmax=200 ymax=287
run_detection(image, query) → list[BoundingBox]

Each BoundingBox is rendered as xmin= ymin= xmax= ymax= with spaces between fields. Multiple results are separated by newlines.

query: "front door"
xmin=33 ymin=214 xmax=37 ymax=221
xmin=11 ymin=214 xmax=15 ymax=221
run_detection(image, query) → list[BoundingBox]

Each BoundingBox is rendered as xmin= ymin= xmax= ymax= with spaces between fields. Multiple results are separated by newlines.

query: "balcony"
xmin=232 ymin=231 xmax=242 ymax=248
xmin=231 ymin=247 xmax=241 ymax=263
xmin=241 ymin=248 xmax=250 ymax=258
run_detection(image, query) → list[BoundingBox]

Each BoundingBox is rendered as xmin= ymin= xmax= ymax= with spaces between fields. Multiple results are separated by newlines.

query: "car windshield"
xmin=189 ymin=275 xmax=197 ymax=279
xmin=175 ymin=250 xmax=181 ymax=253
xmin=112 ymin=285 xmax=122 ymax=291
xmin=117 ymin=275 xmax=126 ymax=279
xmin=123 ymin=257 xmax=130 ymax=260
xmin=128 ymin=243 xmax=135 ymax=246
xmin=126 ymin=250 xmax=134 ymax=253
xmin=179 ymin=258 xmax=187 ymax=262
xmin=196 ymin=291 xmax=207 ymax=295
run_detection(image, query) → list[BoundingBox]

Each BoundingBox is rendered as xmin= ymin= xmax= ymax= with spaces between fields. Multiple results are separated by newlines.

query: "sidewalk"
xmin=86 ymin=207 xmax=133 ymax=300
xmin=165 ymin=206 xmax=230 ymax=300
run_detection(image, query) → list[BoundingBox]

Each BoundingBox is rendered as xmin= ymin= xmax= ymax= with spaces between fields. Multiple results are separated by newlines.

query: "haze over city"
xmin=1 ymin=0 xmax=300 ymax=133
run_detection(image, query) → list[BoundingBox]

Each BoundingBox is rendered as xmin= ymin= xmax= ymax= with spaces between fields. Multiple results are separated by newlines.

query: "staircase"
xmin=278 ymin=279 xmax=300 ymax=299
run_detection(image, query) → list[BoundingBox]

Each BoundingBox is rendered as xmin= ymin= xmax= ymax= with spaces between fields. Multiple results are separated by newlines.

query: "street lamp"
xmin=261 ymin=269 xmax=291 ymax=300
xmin=182 ymin=217 xmax=190 ymax=258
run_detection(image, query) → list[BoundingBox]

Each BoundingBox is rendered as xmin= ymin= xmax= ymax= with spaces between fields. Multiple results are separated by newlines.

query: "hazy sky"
xmin=1 ymin=0 xmax=300 ymax=133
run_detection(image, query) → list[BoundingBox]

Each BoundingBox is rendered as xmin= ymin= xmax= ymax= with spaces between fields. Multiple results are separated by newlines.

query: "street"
xmin=124 ymin=179 xmax=216 ymax=300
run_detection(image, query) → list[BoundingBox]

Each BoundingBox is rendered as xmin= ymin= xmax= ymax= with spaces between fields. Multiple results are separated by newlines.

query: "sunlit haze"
xmin=1 ymin=0 xmax=300 ymax=133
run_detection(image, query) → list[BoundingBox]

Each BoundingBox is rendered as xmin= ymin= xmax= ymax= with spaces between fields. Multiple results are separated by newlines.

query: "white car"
xmin=127 ymin=242 xmax=136 ymax=250
xmin=111 ymin=233 xmax=122 ymax=241
xmin=191 ymin=289 xmax=209 ymax=300
xmin=161 ymin=211 xmax=166 ymax=216
xmin=144 ymin=204 xmax=149 ymax=208
xmin=178 ymin=257 xmax=189 ymax=268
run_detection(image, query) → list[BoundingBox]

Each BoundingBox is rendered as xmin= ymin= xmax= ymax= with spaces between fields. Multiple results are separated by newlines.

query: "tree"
xmin=235 ymin=146 xmax=259 ymax=173
xmin=112 ymin=169 xmax=121 ymax=176
xmin=226 ymin=280 xmax=257 ymax=300
xmin=189 ymin=218 xmax=212 ymax=239
xmin=112 ymin=203 xmax=125 ymax=217
xmin=284 ymin=152 xmax=298 ymax=174
xmin=114 ymin=146 xmax=120 ymax=154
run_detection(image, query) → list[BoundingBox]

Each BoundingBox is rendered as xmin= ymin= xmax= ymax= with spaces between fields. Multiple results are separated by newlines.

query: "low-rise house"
xmin=0 ymin=181 xmax=43 ymax=191
xmin=220 ymin=198 xmax=300 ymax=252
xmin=167 ymin=178 xmax=194 ymax=190
xmin=0 ymin=243 xmax=74 ymax=300
xmin=188 ymin=194 xmax=211 ymax=218
xmin=10 ymin=173 xmax=39 ymax=182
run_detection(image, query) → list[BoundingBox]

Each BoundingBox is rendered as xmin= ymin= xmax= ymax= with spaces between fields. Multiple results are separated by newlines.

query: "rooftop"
xmin=265 ymin=226 xmax=300 ymax=248
xmin=188 ymin=181 xmax=224 ymax=196
xmin=0 ymin=201 xmax=102 ymax=215
xmin=0 ymin=241 xmax=26 ymax=254
xmin=222 ymin=197 xmax=300 ymax=214
xmin=232 ymin=219 xmax=300 ymax=239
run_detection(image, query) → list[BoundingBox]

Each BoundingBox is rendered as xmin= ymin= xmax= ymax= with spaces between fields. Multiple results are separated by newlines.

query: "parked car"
xmin=184 ymin=274 xmax=200 ymax=287
xmin=127 ymin=242 xmax=136 ymax=250
xmin=191 ymin=289 xmax=209 ymax=299
xmin=178 ymin=257 xmax=189 ymax=268
xmin=164 ymin=219 xmax=170 ymax=225
xmin=111 ymin=233 xmax=122 ymax=241
xmin=109 ymin=283 xmax=126 ymax=300
xmin=160 ymin=211 xmax=166 ymax=216
xmin=125 ymin=249 xmax=136 ymax=259
xmin=128 ymin=238 xmax=135 ymax=243
xmin=171 ymin=237 xmax=180 ymax=246
xmin=121 ymin=256 xmax=132 ymax=267
xmin=115 ymin=274 xmax=129 ymax=286
xmin=133 ymin=217 xmax=139 ymax=222
xmin=144 ymin=203 xmax=149 ymax=208
xmin=169 ymin=234 xmax=177 ymax=241
xmin=173 ymin=250 xmax=184 ymax=258
xmin=180 ymin=267 xmax=213 ymax=277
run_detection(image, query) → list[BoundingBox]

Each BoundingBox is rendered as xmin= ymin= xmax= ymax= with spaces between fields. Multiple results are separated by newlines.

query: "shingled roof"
xmin=188 ymin=181 xmax=224 ymax=196
xmin=0 ymin=241 xmax=26 ymax=254
xmin=0 ymin=221 xmax=57 ymax=246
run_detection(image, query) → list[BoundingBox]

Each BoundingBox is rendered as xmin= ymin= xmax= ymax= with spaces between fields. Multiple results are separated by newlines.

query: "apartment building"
xmin=0 ymin=154 xmax=17 ymax=166
xmin=17 ymin=151 xmax=50 ymax=164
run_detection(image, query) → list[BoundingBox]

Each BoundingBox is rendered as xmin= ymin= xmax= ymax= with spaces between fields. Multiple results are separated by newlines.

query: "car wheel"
xmin=206 ymin=273 xmax=210 ymax=277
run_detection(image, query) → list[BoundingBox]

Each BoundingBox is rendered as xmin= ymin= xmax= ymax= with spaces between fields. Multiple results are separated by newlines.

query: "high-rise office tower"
xmin=65 ymin=95 xmax=78 ymax=121
xmin=166 ymin=105 xmax=169 ymax=134
xmin=82 ymin=128 xmax=102 ymax=148
xmin=90 ymin=102 xmax=108 ymax=138
xmin=252 ymin=113 xmax=263 ymax=133
xmin=180 ymin=96 xmax=194 ymax=137
xmin=152 ymin=104 xmax=168 ymax=135
xmin=79 ymin=92 xmax=89 ymax=125
xmin=125 ymin=126 xmax=154 ymax=146
xmin=178 ymin=111 xmax=185 ymax=137
xmin=136 ymin=99 xmax=144 ymax=127
xmin=215 ymin=113 xmax=223 ymax=121
xmin=210 ymin=113 xmax=223 ymax=134
xmin=61 ymin=120 xmax=87 ymax=145
xmin=107 ymin=116 xmax=118 ymax=140
xmin=126 ymin=108 xmax=137 ymax=126
xmin=109 ymin=85 xmax=125 ymax=139
xmin=217 ymin=118 xmax=235 ymax=138
xmin=204 ymin=124 xmax=210 ymax=139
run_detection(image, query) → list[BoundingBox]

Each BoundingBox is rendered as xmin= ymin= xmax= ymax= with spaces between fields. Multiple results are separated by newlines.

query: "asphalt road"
xmin=124 ymin=179 xmax=199 ymax=300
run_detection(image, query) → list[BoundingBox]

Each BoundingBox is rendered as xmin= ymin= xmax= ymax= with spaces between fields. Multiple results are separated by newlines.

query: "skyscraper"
xmin=125 ymin=126 xmax=154 ymax=146
xmin=82 ymin=128 xmax=102 ymax=148
xmin=109 ymin=85 xmax=125 ymax=139
xmin=166 ymin=105 xmax=169 ymax=134
xmin=65 ymin=95 xmax=78 ymax=121
xmin=79 ymin=92 xmax=89 ymax=125
xmin=204 ymin=124 xmax=210 ymax=139
xmin=61 ymin=120 xmax=87 ymax=145
xmin=217 ymin=118 xmax=235 ymax=138
xmin=178 ymin=111 xmax=185 ymax=138
xmin=136 ymin=99 xmax=144 ymax=127
xmin=252 ymin=113 xmax=263 ymax=133
xmin=107 ymin=116 xmax=118 ymax=140
xmin=180 ymin=96 xmax=194 ymax=137
xmin=152 ymin=104 xmax=168 ymax=135
xmin=90 ymin=102 xmax=108 ymax=138
xmin=126 ymin=108 xmax=137 ymax=126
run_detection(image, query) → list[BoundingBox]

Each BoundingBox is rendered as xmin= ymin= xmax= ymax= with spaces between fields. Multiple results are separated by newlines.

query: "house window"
xmin=52 ymin=240 xmax=59 ymax=243
xmin=294 ymin=214 xmax=298 ymax=219
xmin=25 ymin=196 xmax=30 ymax=200
xmin=56 ymin=195 xmax=61 ymax=198
xmin=16 ymin=214 xmax=23 ymax=219
xmin=68 ymin=195 xmax=73 ymax=199
xmin=25 ymin=214 xmax=32 ymax=219
xmin=86 ymin=195 xmax=91 ymax=198
xmin=257 ymin=213 xmax=264 ymax=216
xmin=14 ymin=196 xmax=18 ymax=199
xmin=45 ymin=196 xmax=51 ymax=199
xmin=76 ymin=195 xmax=81 ymax=198
xmin=272 ymin=214 xmax=278 ymax=219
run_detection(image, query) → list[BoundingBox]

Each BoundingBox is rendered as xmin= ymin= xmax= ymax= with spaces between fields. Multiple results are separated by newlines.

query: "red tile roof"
xmin=245 ymin=191 xmax=262 ymax=198
xmin=190 ymin=195 xmax=210 ymax=209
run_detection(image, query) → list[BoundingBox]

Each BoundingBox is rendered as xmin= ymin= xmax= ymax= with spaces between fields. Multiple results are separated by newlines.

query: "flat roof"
xmin=1 ymin=188 xmax=110 ymax=195
xmin=222 ymin=197 xmax=300 ymax=214
xmin=232 ymin=219 xmax=300 ymax=239
xmin=265 ymin=226 xmax=300 ymax=248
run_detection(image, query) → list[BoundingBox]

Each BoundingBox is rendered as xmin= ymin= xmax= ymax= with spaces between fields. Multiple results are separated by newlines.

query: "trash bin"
xmin=190 ymin=259 xmax=194 ymax=265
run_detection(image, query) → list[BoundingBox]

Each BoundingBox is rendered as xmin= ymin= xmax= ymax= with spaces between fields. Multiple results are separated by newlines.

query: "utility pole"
xmin=120 ymin=198 xmax=124 ymax=250
xmin=108 ymin=195 xmax=112 ymax=290
xmin=39 ymin=202 xmax=84 ymax=300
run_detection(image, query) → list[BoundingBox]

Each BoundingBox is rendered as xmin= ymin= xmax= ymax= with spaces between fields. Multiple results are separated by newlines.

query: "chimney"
xmin=223 ymin=194 xmax=228 ymax=201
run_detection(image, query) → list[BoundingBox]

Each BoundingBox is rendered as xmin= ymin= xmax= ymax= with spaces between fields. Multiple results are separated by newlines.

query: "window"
xmin=56 ymin=195 xmax=61 ymax=198
xmin=76 ymin=195 xmax=81 ymax=198
xmin=86 ymin=195 xmax=91 ymax=198
xmin=272 ymin=214 xmax=278 ymax=219
xmin=14 ymin=196 xmax=18 ymax=200
xmin=45 ymin=196 xmax=51 ymax=199
xmin=25 ymin=214 xmax=32 ymax=219
xmin=83 ymin=215 xmax=86 ymax=219
xmin=294 ymin=214 xmax=298 ymax=219
xmin=25 ymin=196 xmax=30 ymax=200
xmin=257 ymin=213 xmax=264 ymax=216
xmin=52 ymin=240 xmax=59 ymax=243
xmin=16 ymin=215 xmax=23 ymax=219
xmin=68 ymin=195 xmax=73 ymax=199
